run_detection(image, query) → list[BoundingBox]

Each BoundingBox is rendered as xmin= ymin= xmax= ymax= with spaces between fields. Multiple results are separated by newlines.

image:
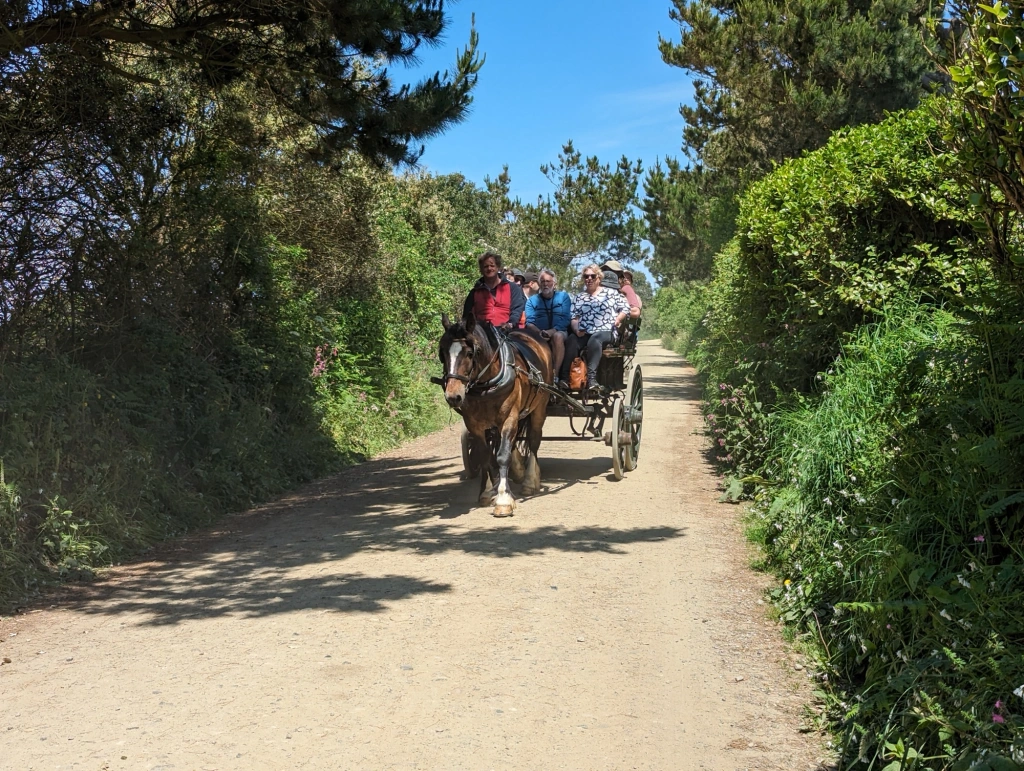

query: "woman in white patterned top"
xmin=560 ymin=263 xmax=631 ymax=392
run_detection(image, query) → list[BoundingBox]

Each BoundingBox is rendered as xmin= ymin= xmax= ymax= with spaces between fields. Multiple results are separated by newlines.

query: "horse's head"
xmin=439 ymin=312 xmax=493 ymax=409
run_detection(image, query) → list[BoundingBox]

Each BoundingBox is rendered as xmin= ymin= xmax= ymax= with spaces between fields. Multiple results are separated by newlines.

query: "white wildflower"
xmin=940 ymin=609 xmax=952 ymax=621
xmin=957 ymin=574 xmax=971 ymax=589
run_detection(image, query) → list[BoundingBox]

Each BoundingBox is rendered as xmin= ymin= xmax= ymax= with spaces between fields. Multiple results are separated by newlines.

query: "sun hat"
xmin=600 ymin=259 xmax=624 ymax=273
xmin=601 ymin=270 xmax=621 ymax=291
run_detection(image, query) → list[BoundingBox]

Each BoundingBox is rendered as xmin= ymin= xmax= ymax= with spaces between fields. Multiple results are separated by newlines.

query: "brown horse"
xmin=438 ymin=313 xmax=552 ymax=517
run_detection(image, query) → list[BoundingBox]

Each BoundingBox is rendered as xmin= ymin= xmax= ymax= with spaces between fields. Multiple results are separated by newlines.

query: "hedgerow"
xmin=0 ymin=156 xmax=486 ymax=608
xmin=664 ymin=103 xmax=1024 ymax=767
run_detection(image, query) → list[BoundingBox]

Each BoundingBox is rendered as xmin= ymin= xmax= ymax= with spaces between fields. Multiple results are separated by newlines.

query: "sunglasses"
xmin=582 ymin=274 xmax=598 ymax=280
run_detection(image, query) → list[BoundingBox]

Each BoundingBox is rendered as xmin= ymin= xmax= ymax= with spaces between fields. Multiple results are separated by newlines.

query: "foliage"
xmin=647 ymin=281 xmax=711 ymax=356
xmin=0 ymin=0 xmax=482 ymax=166
xmin=0 ymin=94 xmax=491 ymax=610
xmin=678 ymin=100 xmax=1024 ymax=765
xmin=693 ymin=106 xmax=982 ymax=475
xmin=643 ymin=160 xmax=738 ymax=283
xmin=660 ymin=0 xmax=932 ymax=176
xmin=483 ymin=142 xmax=647 ymax=282
xmin=935 ymin=0 xmax=1024 ymax=269
xmin=647 ymin=0 xmax=933 ymax=283
xmin=750 ymin=307 xmax=1024 ymax=769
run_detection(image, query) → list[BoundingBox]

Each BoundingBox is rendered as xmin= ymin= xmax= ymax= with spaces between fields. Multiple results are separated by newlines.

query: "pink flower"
xmin=718 ymin=439 xmax=726 ymax=446
xmin=995 ymin=700 xmax=1004 ymax=709
xmin=993 ymin=714 xmax=1005 ymax=724
xmin=974 ymin=535 xmax=985 ymax=543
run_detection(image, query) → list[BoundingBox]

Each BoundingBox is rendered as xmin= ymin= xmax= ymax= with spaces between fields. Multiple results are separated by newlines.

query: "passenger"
xmin=561 ymin=263 xmax=630 ymax=394
xmin=521 ymin=271 xmax=540 ymax=299
xmin=463 ymin=252 xmax=526 ymax=331
xmin=600 ymin=259 xmax=641 ymax=318
xmin=525 ymin=269 xmax=571 ymax=388
xmin=621 ymin=270 xmax=642 ymax=312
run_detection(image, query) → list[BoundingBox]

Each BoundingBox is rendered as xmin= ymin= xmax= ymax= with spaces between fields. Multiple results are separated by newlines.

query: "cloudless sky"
xmin=402 ymin=1 xmax=695 ymax=204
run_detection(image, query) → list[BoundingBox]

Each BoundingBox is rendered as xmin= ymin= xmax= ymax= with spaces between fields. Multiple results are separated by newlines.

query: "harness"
xmin=443 ymin=326 xmax=516 ymax=396
xmin=439 ymin=326 xmax=547 ymax=398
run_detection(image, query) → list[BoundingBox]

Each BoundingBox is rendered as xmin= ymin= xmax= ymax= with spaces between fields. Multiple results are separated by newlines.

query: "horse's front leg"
xmin=492 ymin=415 xmax=519 ymax=518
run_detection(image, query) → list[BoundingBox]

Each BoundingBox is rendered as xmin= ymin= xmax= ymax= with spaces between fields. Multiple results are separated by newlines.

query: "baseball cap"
xmin=600 ymin=260 xmax=624 ymax=273
xmin=523 ymin=272 xmax=539 ymax=284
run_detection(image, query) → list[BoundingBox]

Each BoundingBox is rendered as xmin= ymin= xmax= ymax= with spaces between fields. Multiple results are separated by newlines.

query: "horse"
xmin=438 ymin=313 xmax=552 ymax=517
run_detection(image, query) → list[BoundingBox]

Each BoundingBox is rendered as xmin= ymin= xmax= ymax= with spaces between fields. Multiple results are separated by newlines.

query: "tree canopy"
xmin=646 ymin=0 xmax=933 ymax=282
xmin=1 ymin=0 xmax=482 ymax=165
xmin=487 ymin=142 xmax=646 ymax=280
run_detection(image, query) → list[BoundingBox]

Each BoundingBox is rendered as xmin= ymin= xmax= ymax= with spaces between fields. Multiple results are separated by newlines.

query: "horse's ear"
xmin=464 ymin=312 xmax=476 ymax=333
xmin=441 ymin=313 xmax=451 ymax=331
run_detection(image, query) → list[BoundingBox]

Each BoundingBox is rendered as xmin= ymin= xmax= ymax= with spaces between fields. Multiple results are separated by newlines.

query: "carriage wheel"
xmin=624 ymin=364 xmax=643 ymax=471
xmin=611 ymin=396 xmax=627 ymax=480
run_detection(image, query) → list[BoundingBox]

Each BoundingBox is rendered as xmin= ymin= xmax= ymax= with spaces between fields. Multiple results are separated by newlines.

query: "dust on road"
xmin=0 ymin=342 xmax=829 ymax=770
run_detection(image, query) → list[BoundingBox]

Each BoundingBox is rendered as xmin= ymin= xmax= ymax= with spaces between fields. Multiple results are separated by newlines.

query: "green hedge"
xmin=0 ymin=165 xmax=484 ymax=608
xmin=674 ymin=102 xmax=1024 ymax=767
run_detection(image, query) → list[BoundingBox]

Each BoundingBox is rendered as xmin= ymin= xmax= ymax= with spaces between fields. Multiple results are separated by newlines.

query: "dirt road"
xmin=0 ymin=342 xmax=828 ymax=770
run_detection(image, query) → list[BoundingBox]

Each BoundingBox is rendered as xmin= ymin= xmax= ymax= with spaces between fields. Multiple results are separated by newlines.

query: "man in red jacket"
xmin=462 ymin=252 xmax=526 ymax=330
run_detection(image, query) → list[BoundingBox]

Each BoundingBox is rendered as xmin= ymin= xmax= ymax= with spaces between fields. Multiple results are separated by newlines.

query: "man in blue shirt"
xmin=525 ymin=268 xmax=571 ymax=388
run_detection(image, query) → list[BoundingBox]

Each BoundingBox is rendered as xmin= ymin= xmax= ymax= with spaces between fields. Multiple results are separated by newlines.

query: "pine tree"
xmin=647 ymin=0 xmax=933 ymax=281
xmin=0 ymin=0 xmax=482 ymax=166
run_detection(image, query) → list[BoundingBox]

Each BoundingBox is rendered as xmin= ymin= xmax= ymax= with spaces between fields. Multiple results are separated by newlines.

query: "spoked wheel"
xmin=611 ymin=395 xmax=627 ymax=480
xmin=624 ymin=364 xmax=643 ymax=471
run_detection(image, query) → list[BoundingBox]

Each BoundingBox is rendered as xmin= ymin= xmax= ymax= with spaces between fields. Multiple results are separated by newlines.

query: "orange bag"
xmin=568 ymin=357 xmax=587 ymax=390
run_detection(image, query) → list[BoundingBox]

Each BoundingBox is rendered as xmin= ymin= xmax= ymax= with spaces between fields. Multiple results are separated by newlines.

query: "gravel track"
xmin=0 ymin=341 xmax=829 ymax=770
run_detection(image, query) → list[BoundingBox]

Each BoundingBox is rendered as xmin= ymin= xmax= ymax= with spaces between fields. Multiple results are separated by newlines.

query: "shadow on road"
xmin=60 ymin=449 xmax=685 ymax=626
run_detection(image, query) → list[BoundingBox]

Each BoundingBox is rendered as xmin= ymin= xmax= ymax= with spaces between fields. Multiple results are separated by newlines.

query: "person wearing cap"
xmin=525 ymin=269 xmax=571 ymax=387
xmin=562 ymin=263 xmax=630 ymax=393
xmin=600 ymin=259 xmax=641 ymax=318
xmin=463 ymin=251 xmax=526 ymax=331
xmin=521 ymin=271 xmax=540 ymax=299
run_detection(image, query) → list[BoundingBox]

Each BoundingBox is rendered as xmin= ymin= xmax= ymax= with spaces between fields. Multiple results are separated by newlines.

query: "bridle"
xmin=442 ymin=324 xmax=515 ymax=395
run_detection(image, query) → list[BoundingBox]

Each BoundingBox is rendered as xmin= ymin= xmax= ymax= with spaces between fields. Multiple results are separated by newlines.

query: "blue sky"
xmin=403 ymin=1 xmax=695 ymax=204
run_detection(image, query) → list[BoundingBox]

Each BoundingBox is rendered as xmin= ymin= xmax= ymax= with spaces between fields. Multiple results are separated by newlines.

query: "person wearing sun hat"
xmin=600 ymin=259 xmax=641 ymax=317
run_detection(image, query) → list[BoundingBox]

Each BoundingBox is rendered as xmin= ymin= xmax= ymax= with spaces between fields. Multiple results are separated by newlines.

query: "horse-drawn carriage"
xmin=436 ymin=313 xmax=644 ymax=516
xmin=523 ymin=319 xmax=643 ymax=480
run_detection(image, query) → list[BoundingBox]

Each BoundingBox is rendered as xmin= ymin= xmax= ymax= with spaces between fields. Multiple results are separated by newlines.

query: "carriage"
xmin=459 ymin=319 xmax=644 ymax=481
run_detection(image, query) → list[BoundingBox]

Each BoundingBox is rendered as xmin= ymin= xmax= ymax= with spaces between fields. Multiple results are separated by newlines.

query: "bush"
xmin=649 ymin=281 xmax=710 ymax=356
xmin=0 ymin=160 xmax=487 ymax=610
xmin=694 ymin=104 xmax=987 ymax=474
xmin=752 ymin=306 xmax=1024 ymax=768
xmin=680 ymin=101 xmax=1024 ymax=767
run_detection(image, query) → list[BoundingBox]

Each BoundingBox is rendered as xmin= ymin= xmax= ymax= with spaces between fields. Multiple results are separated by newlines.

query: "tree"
xmin=643 ymin=159 xmax=737 ymax=283
xmin=1 ymin=0 xmax=482 ymax=166
xmin=661 ymin=0 xmax=932 ymax=175
xmin=489 ymin=142 xmax=646 ymax=279
xmin=647 ymin=0 xmax=934 ymax=283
